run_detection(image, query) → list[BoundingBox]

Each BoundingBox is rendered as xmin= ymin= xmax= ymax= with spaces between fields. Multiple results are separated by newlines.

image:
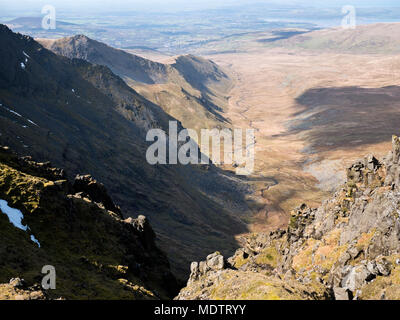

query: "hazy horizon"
xmin=1 ymin=0 xmax=400 ymax=15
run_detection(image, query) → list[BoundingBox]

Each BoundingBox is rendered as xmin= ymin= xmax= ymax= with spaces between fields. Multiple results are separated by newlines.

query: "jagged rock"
xmin=190 ymin=262 xmax=199 ymax=274
xmin=0 ymin=280 xmax=47 ymax=300
xmin=199 ymin=261 xmax=210 ymax=274
xmin=341 ymin=265 xmax=372 ymax=292
xmin=178 ymin=137 xmax=400 ymax=300
xmin=333 ymin=287 xmax=351 ymax=300
xmin=288 ymin=204 xmax=315 ymax=242
xmin=366 ymin=154 xmax=380 ymax=171
xmin=228 ymin=248 xmax=250 ymax=267
xmin=206 ymin=252 xmax=225 ymax=270
xmin=186 ymin=252 xmax=226 ymax=285
xmin=73 ymin=174 xmax=122 ymax=217
xmin=340 ymin=257 xmax=392 ymax=293
xmin=9 ymin=278 xmax=25 ymax=288
xmin=393 ymin=135 xmax=400 ymax=164
xmin=284 ymin=269 xmax=296 ymax=281
xmin=0 ymin=146 xmax=178 ymax=300
xmin=375 ymin=257 xmax=391 ymax=276
xmin=124 ymin=215 xmax=156 ymax=250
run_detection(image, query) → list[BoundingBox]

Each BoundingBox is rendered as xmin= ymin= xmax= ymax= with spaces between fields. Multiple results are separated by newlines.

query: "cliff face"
xmin=0 ymin=146 xmax=178 ymax=300
xmin=178 ymin=136 xmax=400 ymax=300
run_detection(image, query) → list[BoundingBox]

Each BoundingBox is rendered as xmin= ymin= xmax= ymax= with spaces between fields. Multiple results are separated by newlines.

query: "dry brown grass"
xmin=204 ymin=42 xmax=400 ymax=233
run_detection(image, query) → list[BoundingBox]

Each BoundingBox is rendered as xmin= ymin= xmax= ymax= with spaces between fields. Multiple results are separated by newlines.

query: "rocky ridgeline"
xmin=0 ymin=146 xmax=178 ymax=300
xmin=0 ymin=278 xmax=47 ymax=300
xmin=178 ymin=136 xmax=400 ymax=300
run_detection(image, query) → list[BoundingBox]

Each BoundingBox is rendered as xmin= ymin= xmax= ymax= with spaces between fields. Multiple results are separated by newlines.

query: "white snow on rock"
xmin=22 ymin=51 xmax=30 ymax=59
xmin=0 ymin=199 xmax=28 ymax=231
xmin=20 ymin=62 xmax=26 ymax=70
xmin=30 ymin=235 xmax=41 ymax=247
xmin=0 ymin=199 xmax=41 ymax=247
xmin=1 ymin=104 xmax=39 ymax=127
xmin=27 ymin=119 xmax=38 ymax=126
xmin=2 ymin=106 xmax=22 ymax=117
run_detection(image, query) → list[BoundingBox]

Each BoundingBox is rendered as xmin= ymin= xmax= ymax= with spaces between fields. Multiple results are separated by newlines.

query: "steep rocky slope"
xmin=178 ymin=136 xmax=400 ymax=300
xmin=0 ymin=146 xmax=178 ymax=300
xmin=38 ymin=35 xmax=233 ymax=136
xmin=0 ymin=25 xmax=250 ymax=279
xmin=39 ymin=35 xmax=172 ymax=85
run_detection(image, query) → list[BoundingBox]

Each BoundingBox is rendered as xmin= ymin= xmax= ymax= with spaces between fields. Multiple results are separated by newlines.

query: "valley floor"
xmin=202 ymin=46 xmax=400 ymax=233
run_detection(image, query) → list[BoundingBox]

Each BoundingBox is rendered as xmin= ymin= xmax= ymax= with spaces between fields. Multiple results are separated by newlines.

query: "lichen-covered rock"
xmin=0 ymin=279 xmax=47 ymax=300
xmin=0 ymin=146 xmax=178 ymax=300
xmin=177 ymin=137 xmax=400 ymax=300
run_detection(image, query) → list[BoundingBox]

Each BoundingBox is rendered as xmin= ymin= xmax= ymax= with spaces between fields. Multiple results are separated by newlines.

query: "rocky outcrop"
xmin=188 ymin=252 xmax=226 ymax=285
xmin=73 ymin=174 xmax=122 ymax=217
xmin=178 ymin=136 xmax=400 ymax=300
xmin=0 ymin=146 xmax=178 ymax=300
xmin=0 ymin=278 xmax=48 ymax=300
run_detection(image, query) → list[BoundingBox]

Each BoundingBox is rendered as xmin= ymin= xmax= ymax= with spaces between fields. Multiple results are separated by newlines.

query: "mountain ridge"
xmin=0 ymin=24 xmax=250 ymax=279
xmin=178 ymin=136 xmax=400 ymax=300
xmin=0 ymin=145 xmax=178 ymax=300
xmin=38 ymin=35 xmax=233 ymax=136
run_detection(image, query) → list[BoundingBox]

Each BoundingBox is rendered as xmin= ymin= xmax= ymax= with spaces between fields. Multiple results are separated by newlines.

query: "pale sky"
xmin=1 ymin=0 xmax=399 ymax=14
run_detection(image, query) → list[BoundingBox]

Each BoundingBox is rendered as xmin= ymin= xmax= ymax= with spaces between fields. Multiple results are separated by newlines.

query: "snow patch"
xmin=2 ymin=106 xmax=22 ymax=117
xmin=27 ymin=119 xmax=38 ymax=126
xmin=30 ymin=235 xmax=41 ymax=247
xmin=0 ymin=199 xmax=41 ymax=247
xmin=22 ymin=51 xmax=30 ymax=59
xmin=0 ymin=199 xmax=28 ymax=231
xmin=20 ymin=62 xmax=26 ymax=70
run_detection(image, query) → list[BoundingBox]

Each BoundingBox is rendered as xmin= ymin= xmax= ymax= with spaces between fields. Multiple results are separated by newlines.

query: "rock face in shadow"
xmin=178 ymin=136 xmax=400 ymax=300
xmin=0 ymin=146 xmax=179 ymax=300
xmin=73 ymin=174 xmax=122 ymax=217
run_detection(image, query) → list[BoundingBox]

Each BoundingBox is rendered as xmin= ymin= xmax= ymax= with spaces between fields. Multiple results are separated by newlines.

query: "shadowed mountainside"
xmin=39 ymin=35 xmax=171 ymax=85
xmin=0 ymin=146 xmax=179 ymax=300
xmin=0 ymin=25 xmax=250 ymax=279
xmin=38 ymin=35 xmax=233 ymax=135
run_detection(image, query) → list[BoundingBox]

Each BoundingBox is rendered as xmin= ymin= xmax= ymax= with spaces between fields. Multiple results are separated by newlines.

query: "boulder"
xmin=333 ymin=287 xmax=351 ymax=300
xmin=206 ymin=252 xmax=225 ymax=270
xmin=341 ymin=265 xmax=372 ymax=292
